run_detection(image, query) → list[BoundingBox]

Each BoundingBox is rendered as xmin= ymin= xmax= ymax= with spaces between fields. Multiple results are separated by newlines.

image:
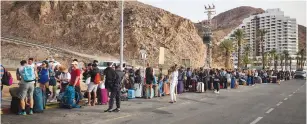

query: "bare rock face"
xmin=298 ymin=25 xmax=306 ymax=51
xmin=1 ymin=1 xmax=205 ymax=68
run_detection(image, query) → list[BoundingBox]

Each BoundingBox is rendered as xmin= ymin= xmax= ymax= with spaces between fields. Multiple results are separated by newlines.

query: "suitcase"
xmin=163 ymin=83 xmax=170 ymax=95
xmin=188 ymin=80 xmax=197 ymax=92
xmin=10 ymin=97 xmax=20 ymax=114
xmin=196 ymin=82 xmax=205 ymax=93
xmin=134 ymin=83 xmax=142 ymax=98
xmin=100 ymin=88 xmax=108 ymax=105
xmin=128 ymin=89 xmax=135 ymax=99
xmin=33 ymin=87 xmax=44 ymax=113
xmin=272 ymin=76 xmax=277 ymax=83
xmin=177 ymin=81 xmax=184 ymax=94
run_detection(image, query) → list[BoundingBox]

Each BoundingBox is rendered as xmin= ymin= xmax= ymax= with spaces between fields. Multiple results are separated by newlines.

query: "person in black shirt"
xmin=103 ymin=62 xmax=116 ymax=91
xmin=145 ymin=63 xmax=154 ymax=99
xmin=104 ymin=65 xmax=124 ymax=112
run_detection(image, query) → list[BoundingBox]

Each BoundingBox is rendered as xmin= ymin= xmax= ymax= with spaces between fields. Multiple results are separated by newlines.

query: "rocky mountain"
xmin=1 ymin=1 xmax=205 ymax=68
xmin=298 ymin=24 xmax=306 ymax=51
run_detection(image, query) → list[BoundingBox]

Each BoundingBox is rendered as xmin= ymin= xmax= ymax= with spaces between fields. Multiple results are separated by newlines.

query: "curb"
xmin=1 ymin=103 xmax=59 ymax=115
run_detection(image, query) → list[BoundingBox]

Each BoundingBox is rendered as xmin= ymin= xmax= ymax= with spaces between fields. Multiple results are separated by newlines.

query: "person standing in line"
xmin=58 ymin=66 xmax=71 ymax=93
xmin=48 ymin=60 xmax=57 ymax=102
xmin=169 ymin=66 xmax=178 ymax=103
xmin=186 ymin=68 xmax=192 ymax=90
xmin=87 ymin=63 xmax=100 ymax=106
xmin=145 ymin=63 xmax=154 ymax=99
xmin=103 ymin=62 xmax=116 ymax=92
xmin=18 ymin=60 xmax=37 ymax=115
xmin=105 ymin=65 xmax=124 ymax=112
xmin=68 ymin=59 xmax=78 ymax=73
xmin=213 ymin=70 xmax=221 ymax=94
xmin=38 ymin=61 xmax=50 ymax=93
xmin=69 ymin=61 xmax=82 ymax=103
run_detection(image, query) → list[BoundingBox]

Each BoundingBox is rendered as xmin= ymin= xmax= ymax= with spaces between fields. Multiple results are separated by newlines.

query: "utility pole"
xmin=203 ymin=4 xmax=216 ymax=68
xmin=120 ymin=0 xmax=124 ymax=71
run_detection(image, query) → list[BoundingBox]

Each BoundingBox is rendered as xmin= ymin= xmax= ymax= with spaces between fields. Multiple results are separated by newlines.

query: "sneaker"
xmin=50 ymin=99 xmax=57 ymax=103
xmin=216 ymin=91 xmax=220 ymax=94
xmin=29 ymin=110 xmax=33 ymax=115
xmin=18 ymin=111 xmax=27 ymax=115
xmin=104 ymin=109 xmax=112 ymax=112
xmin=112 ymin=108 xmax=120 ymax=112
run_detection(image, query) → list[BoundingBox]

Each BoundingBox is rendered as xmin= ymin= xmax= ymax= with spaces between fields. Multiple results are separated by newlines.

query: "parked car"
xmin=294 ymin=69 xmax=306 ymax=79
xmin=97 ymin=61 xmax=127 ymax=71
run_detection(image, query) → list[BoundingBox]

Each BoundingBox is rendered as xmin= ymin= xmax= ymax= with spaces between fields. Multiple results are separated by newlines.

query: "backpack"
xmin=94 ymin=73 xmax=101 ymax=84
xmin=49 ymin=68 xmax=55 ymax=77
xmin=23 ymin=65 xmax=35 ymax=82
xmin=60 ymin=86 xmax=81 ymax=109
xmin=1 ymin=66 xmax=13 ymax=86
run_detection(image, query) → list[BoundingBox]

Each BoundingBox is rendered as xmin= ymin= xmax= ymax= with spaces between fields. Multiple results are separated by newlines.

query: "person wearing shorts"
xmin=87 ymin=63 xmax=100 ymax=106
xmin=38 ymin=61 xmax=50 ymax=93
xmin=18 ymin=60 xmax=37 ymax=115
xmin=59 ymin=66 xmax=71 ymax=93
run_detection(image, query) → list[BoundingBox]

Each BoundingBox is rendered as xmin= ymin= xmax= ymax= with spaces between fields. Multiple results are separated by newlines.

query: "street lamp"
xmin=120 ymin=0 xmax=124 ymax=70
xmin=140 ymin=47 xmax=147 ymax=78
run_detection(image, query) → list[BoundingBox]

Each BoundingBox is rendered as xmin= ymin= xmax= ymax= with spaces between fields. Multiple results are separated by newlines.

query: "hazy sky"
xmin=139 ymin=0 xmax=306 ymax=26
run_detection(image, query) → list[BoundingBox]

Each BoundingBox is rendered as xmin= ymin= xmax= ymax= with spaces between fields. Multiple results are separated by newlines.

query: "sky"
xmin=138 ymin=0 xmax=306 ymax=26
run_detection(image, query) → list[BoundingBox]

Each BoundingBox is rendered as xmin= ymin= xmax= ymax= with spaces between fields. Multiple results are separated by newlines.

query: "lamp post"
xmin=203 ymin=4 xmax=216 ymax=68
xmin=120 ymin=0 xmax=124 ymax=70
xmin=140 ymin=48 xmax=147 ymax=78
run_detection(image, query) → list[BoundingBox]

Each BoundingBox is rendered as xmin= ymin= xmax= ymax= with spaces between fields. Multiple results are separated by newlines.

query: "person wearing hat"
xmin=59 ymin=66 xmax=71 ymax=93
xmin=69 ymin=61 xmax=82 ymax=102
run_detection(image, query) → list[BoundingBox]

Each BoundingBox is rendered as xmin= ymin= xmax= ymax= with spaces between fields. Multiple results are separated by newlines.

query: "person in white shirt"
xmin=59 ymin=66 xmax=71 ymax=93
xmin=169 ymin=66 xmax=178 ymax=103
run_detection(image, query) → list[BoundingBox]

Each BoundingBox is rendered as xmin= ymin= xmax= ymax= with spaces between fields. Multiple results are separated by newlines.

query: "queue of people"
xmin=1 ymin=58 xmax=296 ymax=115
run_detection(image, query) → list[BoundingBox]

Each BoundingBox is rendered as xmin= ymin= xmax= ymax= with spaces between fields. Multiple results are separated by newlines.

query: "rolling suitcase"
xmin=128 ymin=89 xmax=135 ymax=99
xmin=134 ymin=83 xmax=142 ymax=98
xmin=272 ymin=76 xmax=277 ymax=83
xmin=33 ymin=87 xmax=44 ymax=113
xmin=177 ymin=81 xmax=184 ymax=94
xmin=188 ymin=80 xmax=197 ymax=92
xmin=100 ymin=88 xmax=108 ymax=105
xmin=163 ymin=83 xmax=170 ymax=95
xmin=196 ymin=82 xmax=205 ymax=93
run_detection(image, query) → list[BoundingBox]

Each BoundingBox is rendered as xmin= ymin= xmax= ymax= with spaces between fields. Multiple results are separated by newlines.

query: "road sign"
xmin=140 ymin=49 xmax=147 ymax=60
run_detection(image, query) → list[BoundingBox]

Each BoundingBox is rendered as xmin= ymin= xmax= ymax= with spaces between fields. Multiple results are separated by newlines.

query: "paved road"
xmin=1 ymin=79 xmax=305 ymax=124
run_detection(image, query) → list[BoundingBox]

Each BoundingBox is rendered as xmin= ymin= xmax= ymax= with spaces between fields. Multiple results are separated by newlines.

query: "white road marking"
xmin=250 ymin=117 xmax=263 ymax=124
xmin=289 ymin=94 xmax=293 ymax=97
xmin=284 ymin=98 xmax=288 ymax=100
xmin=293 ymin=91 xmax=296 ymax=93
xmin=276 ymin=102 xmax=283 ymax=106
xmin=265 ymin=108 xmax=274 ymax=114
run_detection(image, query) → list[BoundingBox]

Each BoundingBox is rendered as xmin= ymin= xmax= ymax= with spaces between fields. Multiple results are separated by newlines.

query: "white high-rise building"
xmin=224 ymin=9 xmax=299 ymax=70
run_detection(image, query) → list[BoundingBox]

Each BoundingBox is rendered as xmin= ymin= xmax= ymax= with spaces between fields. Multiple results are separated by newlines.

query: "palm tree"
xmin=274 ymin=54 xmax=279 ymax=70
xmin=299 ymin=49 xmax=306 ymax=69
xmin=263 ymin=52 xmax=269 ymax=69
xmin=296 ymin=52 xmax=300 ymax=69
xmin=220 ymin=39 xmax=234 ymax=69
xmin=269 ymin=49 xmax=277 ymax=69
xmin=233 ymin=29 xmax=245 ymax=69
xmin=288 ymin=57 xmax=293 ymax=72
xmin=242 ymin=46 xmax=251 ymax=68
xmin=279 ymin=54 xmax=285 ymax=71
xmin=283 ymin=50 xmax=289 ymax=71
xmin=242 ymin=54 xmax=251 ymax=68
xmin=257 ymin=29 xmax=268 ymax=69
xmin=270 ymin=49 xmax=277 ymax=70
